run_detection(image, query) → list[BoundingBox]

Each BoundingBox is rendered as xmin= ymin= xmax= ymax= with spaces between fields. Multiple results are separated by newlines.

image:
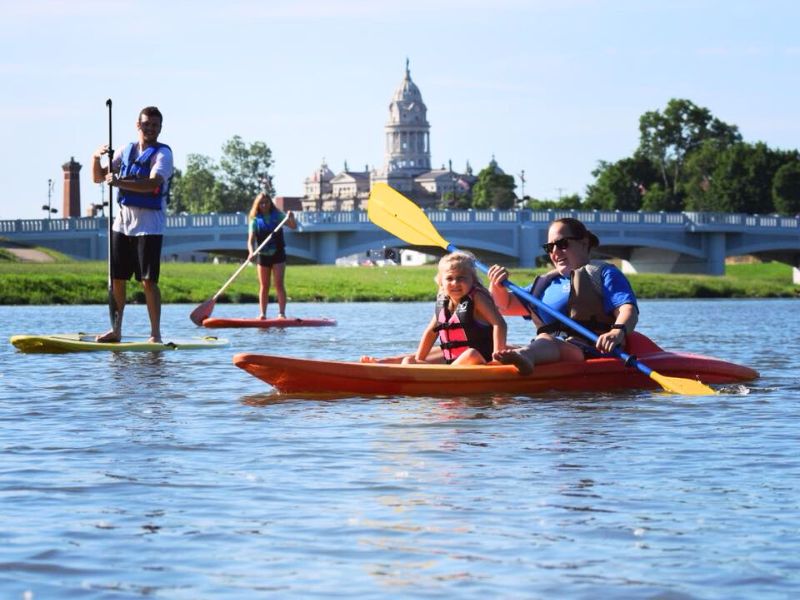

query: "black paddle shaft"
xmin=105 ymin=99 xmax=113 ymax=223
xmin=105 ymin=99 xmax=119 ymax=329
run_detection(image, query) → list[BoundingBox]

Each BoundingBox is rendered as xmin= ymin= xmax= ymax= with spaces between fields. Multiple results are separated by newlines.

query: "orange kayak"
xmin=232 ymin=333 xmax=758 ymax=396
xmin=202 ymin=317 xmax=336 ymax=328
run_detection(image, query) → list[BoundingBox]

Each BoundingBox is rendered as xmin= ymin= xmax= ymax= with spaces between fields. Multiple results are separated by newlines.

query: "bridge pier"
xmin=315 ymin=231 xmax=339 ymax=265
xmin=518 ymin=224 xmax=542 ymax=268
xmin=622 ymin=232 xmax=726 ymax=276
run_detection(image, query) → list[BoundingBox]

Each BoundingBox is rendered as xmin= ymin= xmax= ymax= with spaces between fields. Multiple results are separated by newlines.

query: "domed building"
xmin=301 ymin=60 xmax=496 ymax=211
xmin=374 ymin=60 xmax=431 ymax=182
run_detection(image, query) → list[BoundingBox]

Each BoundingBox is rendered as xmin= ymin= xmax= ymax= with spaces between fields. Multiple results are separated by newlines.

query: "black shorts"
xmin=110 ymin=231 xmax=162 ymax=282
xmin=566 ymin=337 xmax=604 ymax=359
xmin=255 ymin=248 xmax=286 ymax=267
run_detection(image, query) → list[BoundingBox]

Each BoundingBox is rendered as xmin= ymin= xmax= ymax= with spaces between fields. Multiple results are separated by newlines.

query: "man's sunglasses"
xmin=542 ymin=237 xmax=582 ymax=254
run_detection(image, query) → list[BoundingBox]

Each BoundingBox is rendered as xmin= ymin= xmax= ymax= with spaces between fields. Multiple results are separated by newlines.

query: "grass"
xmin=0 ymin=260 xmax=797 ymax=305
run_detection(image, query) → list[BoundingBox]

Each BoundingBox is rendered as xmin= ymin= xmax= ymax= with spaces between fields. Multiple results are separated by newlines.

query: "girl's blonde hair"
xmin=435 ymin=251 xmax=485 ymax=289
xmin=248 ymin=192 xmax=273 ymax=219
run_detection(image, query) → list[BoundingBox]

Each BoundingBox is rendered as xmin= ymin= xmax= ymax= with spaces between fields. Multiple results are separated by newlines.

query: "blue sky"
xmin=2 ymin=0 xmax=798 ymax=220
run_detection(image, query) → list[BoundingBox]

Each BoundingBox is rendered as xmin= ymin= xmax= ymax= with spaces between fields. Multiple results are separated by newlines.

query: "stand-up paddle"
xmin=367 ymin=183 xmax=716 ymax=396
xmin=105 ymin=99 xmax=122 ymax=333
xmin=189 ymin=214 xmax=291 ymax=325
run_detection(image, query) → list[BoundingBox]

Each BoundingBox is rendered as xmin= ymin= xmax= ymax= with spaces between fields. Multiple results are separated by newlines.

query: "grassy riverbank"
xmin=0 ymin=260 xmax=796 ymax=304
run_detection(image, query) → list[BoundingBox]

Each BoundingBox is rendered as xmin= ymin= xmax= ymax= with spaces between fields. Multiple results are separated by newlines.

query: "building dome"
xmin=380 ymin=60 xmax=431 ymax=176
xmin=305 ymin=160 xmax=335 ymax=183
xmin=387 ymin=59 xmax=429 ymax=127
xmin=488 ymin=155 xmax=505 ymax=175
xmin=391 ymin=62 xmax=424 ymax=106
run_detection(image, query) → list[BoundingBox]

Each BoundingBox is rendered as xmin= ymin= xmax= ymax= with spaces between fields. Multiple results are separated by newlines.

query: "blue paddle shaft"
xmin=444 ymin=243 xmax=652 ymax=377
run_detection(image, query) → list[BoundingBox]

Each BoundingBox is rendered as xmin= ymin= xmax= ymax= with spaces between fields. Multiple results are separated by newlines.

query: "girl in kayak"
xmin=247 ymin=192 xmax=297 ymax=319
xmin=403 ymin=251 xmax=508 ymax=365
xmin=488 ymin=217 xmax=638 ymax=375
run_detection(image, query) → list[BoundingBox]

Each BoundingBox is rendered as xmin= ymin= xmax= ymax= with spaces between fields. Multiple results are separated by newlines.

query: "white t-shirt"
xmin=110 ymin=143 xmax=174 ymax=236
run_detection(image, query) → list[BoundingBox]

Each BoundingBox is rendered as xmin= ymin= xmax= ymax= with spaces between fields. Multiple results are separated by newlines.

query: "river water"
xmin=1 ymin=299 xmax=798 ymax=599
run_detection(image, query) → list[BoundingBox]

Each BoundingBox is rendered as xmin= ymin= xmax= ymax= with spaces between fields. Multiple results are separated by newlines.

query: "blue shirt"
xmin=527 ymin=264 xmax=638 ymax=326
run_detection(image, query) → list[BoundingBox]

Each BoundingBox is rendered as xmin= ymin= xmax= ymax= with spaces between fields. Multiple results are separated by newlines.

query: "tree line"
xmin=540 ymin=98 xmax=800 ymax=215
xmin=170 ymin=99 xmax=800 ymax=215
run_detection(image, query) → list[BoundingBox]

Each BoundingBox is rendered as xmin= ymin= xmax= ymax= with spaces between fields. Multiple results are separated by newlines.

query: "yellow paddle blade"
xmin=650 ymin=371 xmax=717 ymax=396
xmin=368 ymin=183 xmax=450 ymax=249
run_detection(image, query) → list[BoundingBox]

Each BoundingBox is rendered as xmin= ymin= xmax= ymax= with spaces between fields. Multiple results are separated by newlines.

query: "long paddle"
xmin=367 ymin=183 xmax=716 ymax=395
xmin=105 ymin=98 xmax=122 ymax=333
xmin=189 ymin=213 xmax=291 ymax=325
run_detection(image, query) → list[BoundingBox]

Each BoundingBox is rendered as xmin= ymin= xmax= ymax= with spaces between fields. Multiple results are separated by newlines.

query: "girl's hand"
xmin=487 ymin=264 xmax=508 ymax=286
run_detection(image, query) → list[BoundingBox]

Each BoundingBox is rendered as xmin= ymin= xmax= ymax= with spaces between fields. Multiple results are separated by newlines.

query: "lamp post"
xmin=41 ymin=178 xmax=57 ymax=219
xmin=90 ymin=201 xmax=109 ymax=217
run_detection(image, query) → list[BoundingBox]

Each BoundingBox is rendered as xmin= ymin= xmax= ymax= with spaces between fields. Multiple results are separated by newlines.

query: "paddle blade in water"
xmin=368 ymin=183 xmax=449 ymax=249
xmin=189 ymin=298 xmax=215 ymax=326
xmin=650 ymin=371 xmax=717 ymax=396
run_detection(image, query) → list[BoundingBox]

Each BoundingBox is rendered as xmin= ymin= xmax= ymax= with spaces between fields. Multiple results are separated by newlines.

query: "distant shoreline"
xmin=0 ymin=261 xmax=797 ymax=305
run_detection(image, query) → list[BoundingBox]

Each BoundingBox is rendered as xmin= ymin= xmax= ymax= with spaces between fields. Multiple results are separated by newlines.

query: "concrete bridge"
xmin=2 ymin=209 xmax=799 ymax=282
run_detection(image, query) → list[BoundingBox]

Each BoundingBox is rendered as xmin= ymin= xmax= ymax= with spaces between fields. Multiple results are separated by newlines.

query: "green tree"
xmin=471 ymin=163 xmax=516 ymax=209
xmin=167 ymin=166 xmax=185 ymax=214
xmin=584 ymin=154 xmax=658 ymax=210
xmin=638 ymin=98 xmax=741 ymax=207
xmin=440 ymin=190 xmax=471 ymax=209
xmin=170 ymin=153 xmax=224 ymax=213
xmin=524 ymin=193 xmax=582 ymax=210
xmin=701 ymin=143 xmax=781 ymax=214
xmin=773 ymin=160 xmax=800 ymax=215
xmin=682 ymin=140 xmax=723 ymax=211
xmin=218 ymin=135 xmax=274 ymax=211
xmin=639 ymin=183 xmax=678 ymax=211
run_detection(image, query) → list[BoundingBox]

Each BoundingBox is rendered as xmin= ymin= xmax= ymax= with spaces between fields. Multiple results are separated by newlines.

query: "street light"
xmin=41 ymin=178 xmax=57 ymax=219
xmin=90 ymin=201 xmax=109 ymax=217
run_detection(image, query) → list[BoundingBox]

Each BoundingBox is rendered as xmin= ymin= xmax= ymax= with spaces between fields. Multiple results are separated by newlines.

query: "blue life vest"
xmin=252 ymin=211 xmax=286 ymax=255
xmin=118 ymin=142 xmax=171 ymax=209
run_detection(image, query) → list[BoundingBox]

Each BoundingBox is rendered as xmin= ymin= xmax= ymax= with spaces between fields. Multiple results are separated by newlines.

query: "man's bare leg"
xmin=142 ymin=279 xmax=162 ymax=343
xmin=96 ymin=279 xmax=126 ymax=342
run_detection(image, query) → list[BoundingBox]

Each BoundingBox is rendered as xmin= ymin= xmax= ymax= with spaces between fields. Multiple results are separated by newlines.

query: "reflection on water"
xmin=0 ymin=300 xmax=798 ymax=598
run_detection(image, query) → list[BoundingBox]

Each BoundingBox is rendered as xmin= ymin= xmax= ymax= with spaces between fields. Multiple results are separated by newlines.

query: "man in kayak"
xmin=488 ymin=217 xmax=638 ymax=375
xmin=92 ymin=106 xmax=173 ymax=343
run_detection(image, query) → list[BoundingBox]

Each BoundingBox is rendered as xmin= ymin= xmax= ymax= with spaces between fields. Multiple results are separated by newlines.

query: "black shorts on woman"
xmin=255 ymin=248 xmax=286 ymax=267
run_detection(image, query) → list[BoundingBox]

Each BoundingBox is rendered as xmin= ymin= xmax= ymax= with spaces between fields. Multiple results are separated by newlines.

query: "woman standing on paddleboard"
xmin=489 ymin=217 xmax=638 ymax=374
xmin=247 ymin=192 xmax=297 ymax=319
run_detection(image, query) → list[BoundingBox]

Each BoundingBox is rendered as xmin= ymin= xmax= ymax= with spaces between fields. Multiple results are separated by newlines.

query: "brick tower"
xmin=62 ymin=157 xmax=81 ymax=218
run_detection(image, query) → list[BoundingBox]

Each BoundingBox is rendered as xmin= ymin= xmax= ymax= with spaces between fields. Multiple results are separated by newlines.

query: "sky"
xmin=2 ymin=0 xmax=798 ymax=220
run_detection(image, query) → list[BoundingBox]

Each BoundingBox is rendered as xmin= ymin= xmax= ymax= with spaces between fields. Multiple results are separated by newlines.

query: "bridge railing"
xmin=1 ymin=209 xmax=798 ymax=234
xmin=685 ymin=212 xmax=800 ymax=228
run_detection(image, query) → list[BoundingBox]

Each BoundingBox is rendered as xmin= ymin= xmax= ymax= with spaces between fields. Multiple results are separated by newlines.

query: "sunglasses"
xmin=542 ymin=236 xmax=582 ymax=254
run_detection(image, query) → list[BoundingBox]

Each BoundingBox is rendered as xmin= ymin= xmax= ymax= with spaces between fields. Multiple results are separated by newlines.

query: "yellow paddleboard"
xmin=10 ymin=333 xmax=229 ymax=354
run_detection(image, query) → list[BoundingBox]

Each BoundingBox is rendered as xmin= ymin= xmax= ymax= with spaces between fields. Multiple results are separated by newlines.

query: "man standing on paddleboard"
xmin=92 ymin=106 xmax=173 ymax=343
